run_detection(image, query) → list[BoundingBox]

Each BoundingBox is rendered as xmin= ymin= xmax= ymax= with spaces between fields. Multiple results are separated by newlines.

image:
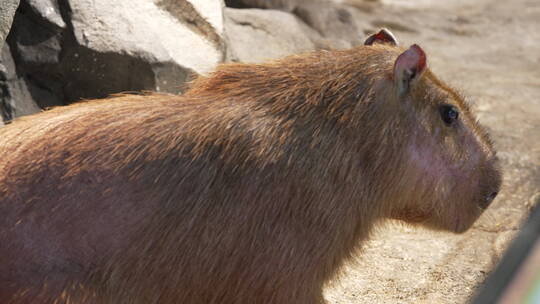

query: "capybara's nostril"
xmin=480 ymin=192 xmax=498 ymax=209
xmin=487 ymin=192 xmax=498 ymax=202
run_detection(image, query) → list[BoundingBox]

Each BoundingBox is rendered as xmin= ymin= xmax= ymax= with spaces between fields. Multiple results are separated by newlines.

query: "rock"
xmin=26 ymin=0 xmax=65 ymax=29
xmin=224 ymin=8 xmax=321 ymax=63
xmin=224 ymin=0 xmax=365 ymax=50
xmin=69 ymin=0 xmax=224 ymax=77
xmin=2 ymin=0 xmax=226 ymax=122
xmin=0 ymin=0 xmax=19 ymax=50
xmin=6 ymin=0 xmax=70 ymax=113
xmin=2 ymin=0 xmax=367 ymax=123
xmin=9 ymin=1 xmax=63 ymax=66
xmin=292 ymin=2 xmax=363 ymax=49
xmin=224 ymin=0 xmax=295 ymax=11
xmin=0 ymin=0 xmax=22 ymax=123
xmin=57 ymin=0 xmax=225 ymax=100
xmin=0 ymin=43 xmax=41 ymax=122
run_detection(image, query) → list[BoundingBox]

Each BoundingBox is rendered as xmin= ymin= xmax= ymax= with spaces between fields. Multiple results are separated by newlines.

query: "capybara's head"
xmin=362 ymin=29 xmax=502 ymax=233
xmin=187 ymin=29 xmax=501 ymax=234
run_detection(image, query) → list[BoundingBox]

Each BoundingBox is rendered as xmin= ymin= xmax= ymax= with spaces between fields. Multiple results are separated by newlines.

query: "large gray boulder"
xmin=1 ymin=0 xmax=225 ymax=124
xmin=224 ymin=8 xmax=321 ymax=63
xmin=0 ymin=44 xmax=40 ymax=123
xmin=224 ymin=1 xmax=364 ymax=52
xmin=69 ymin=0 xmax=224 ymax=78
xmin=292 ymin=2 xmax=363 ymax=49
xmin=0 ymin=0 xmax=32 ymax=125
xmin=0 ymin=0 xmax=19 ymax=50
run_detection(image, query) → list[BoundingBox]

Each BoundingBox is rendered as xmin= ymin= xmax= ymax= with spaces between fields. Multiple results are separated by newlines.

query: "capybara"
xmin=0 ymin=29 xmax=501 ymax=303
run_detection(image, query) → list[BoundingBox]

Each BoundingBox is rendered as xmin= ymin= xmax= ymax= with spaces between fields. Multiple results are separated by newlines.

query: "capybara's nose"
xmin=480 ymin=192 xmax=498 ymax=209
xmin=487 ymin=192 xmax=498 ymax=202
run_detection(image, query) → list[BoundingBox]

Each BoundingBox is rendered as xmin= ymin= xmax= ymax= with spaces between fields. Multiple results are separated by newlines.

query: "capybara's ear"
xmin=364 ymin=28 xmax=398 ymax=46
xmin=393 ymin=44 xmax=427 ymax=96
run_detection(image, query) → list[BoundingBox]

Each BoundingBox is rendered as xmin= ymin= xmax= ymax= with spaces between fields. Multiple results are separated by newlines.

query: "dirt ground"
xmin=325 ymin=0 xmax=540 ymax=303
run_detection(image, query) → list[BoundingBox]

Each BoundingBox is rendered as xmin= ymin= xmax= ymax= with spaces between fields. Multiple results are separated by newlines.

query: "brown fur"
xmin=0 ymin=44 xmax=501 ymax=303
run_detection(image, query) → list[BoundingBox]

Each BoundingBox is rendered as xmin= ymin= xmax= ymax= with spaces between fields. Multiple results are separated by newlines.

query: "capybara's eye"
xmin=439 ymin=105 xmax=459 ymax=125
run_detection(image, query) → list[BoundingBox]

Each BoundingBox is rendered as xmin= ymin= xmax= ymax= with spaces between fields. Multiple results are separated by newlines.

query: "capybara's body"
xmin=0 ymin=38 xmax=501 ymax=303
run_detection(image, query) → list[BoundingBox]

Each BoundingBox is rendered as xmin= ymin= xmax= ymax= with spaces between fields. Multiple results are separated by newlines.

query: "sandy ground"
xmin=325 ymin=0 xmax=540 ymax=303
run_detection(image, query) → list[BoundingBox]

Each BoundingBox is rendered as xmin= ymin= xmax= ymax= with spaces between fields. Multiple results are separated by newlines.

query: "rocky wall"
xmin=0 ymin=0 xmax=370 ymax=123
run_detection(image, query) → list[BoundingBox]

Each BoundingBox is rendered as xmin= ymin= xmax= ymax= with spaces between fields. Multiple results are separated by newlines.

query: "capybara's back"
xmin=0 ymin=30 xmax=501 ymax=304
